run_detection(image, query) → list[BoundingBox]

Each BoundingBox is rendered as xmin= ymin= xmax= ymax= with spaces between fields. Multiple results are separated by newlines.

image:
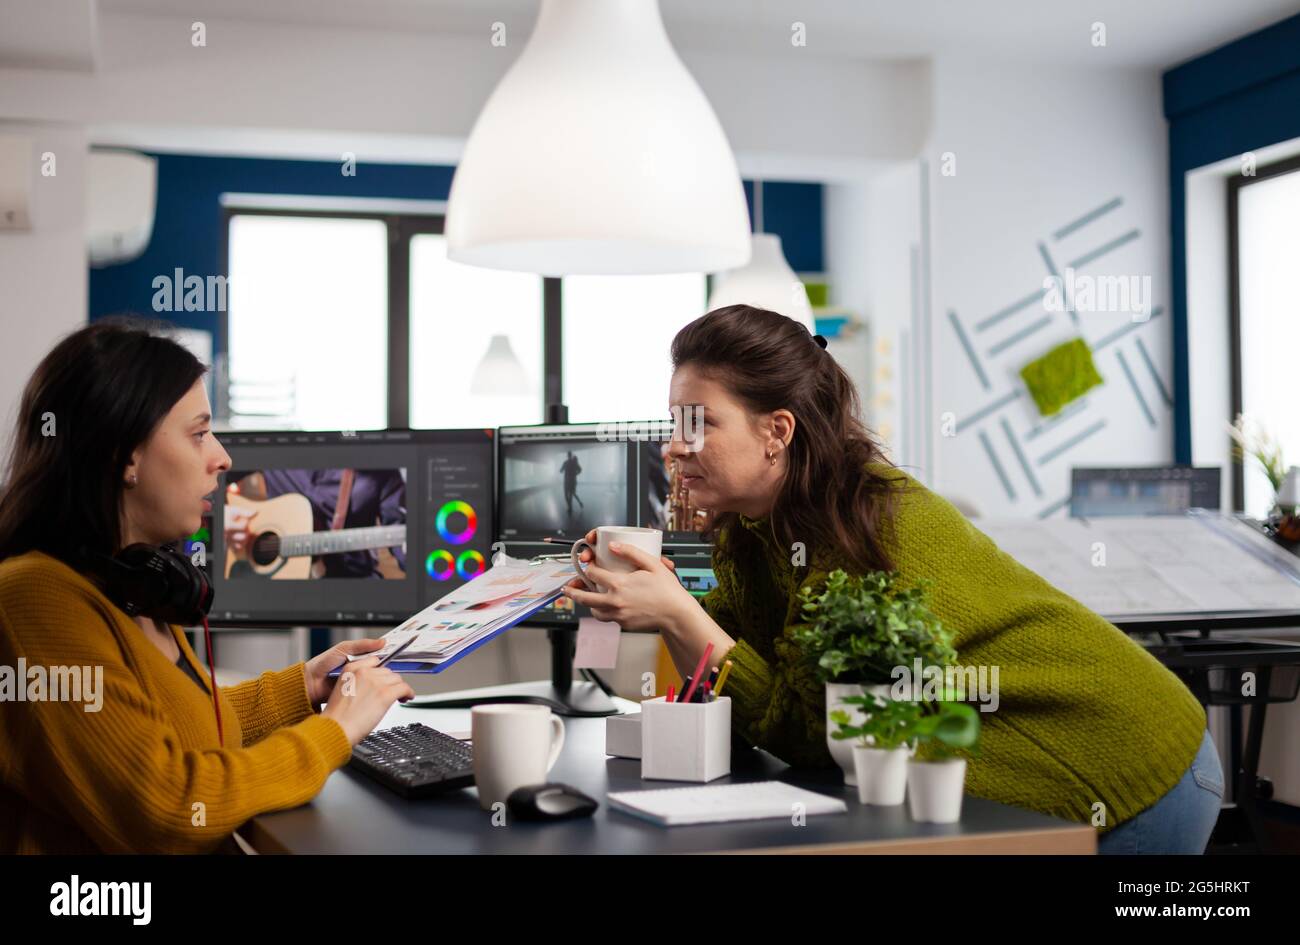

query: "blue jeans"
xmin=1098 ymin=728 xmax=1224 ymax=854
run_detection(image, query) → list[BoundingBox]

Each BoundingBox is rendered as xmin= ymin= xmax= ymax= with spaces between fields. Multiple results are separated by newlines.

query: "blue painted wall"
xmin=741 ymin=179 xmax=824 ymax=273
xmin=1163 ymin=12 xmax=1300 ymax=463
xmin=89 ymin=153 xmax=824 ymax=359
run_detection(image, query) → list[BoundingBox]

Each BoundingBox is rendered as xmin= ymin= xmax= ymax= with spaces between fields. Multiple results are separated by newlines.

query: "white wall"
xmin=822 ymin=177 xmax=873 ymax=443
xmin=923 ymin=57 xmax=1173 ymax=517
xmin=823 ymin=164 xmax=940 ymax=480
xmin=0 ymin=124 xmax=86 ymax=460
xmin=0 ymin=12 xmax=930 ymax=168
xmin=862 ymin=164 xmax=927 ymax=473
xmin=820 ymin=58 xmax=1179 ymax=510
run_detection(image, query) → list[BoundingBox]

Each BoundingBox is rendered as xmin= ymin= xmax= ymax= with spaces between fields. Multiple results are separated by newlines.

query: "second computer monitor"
xmin=496 ymin=421 xmax=709 ymax=551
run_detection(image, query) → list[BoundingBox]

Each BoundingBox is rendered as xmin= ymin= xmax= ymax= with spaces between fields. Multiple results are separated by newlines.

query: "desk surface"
xmin=247 ymin=691 xmax=1095 ymax=854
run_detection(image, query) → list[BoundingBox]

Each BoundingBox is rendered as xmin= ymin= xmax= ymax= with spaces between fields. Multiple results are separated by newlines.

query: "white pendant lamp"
xmin=707 ymin=182 xmax=816 ymax=333
xmin=445 ymin=0 xmax=751 ymax=277
xmin=470 ymin=334 xmax=533 ymax=396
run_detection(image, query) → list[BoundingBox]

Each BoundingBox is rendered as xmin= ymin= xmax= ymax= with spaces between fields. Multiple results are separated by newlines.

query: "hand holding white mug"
xmin=569 ymin=526 xmax=675 ymax=587
xmin=562 ymin=527 xmax=692 ymax=632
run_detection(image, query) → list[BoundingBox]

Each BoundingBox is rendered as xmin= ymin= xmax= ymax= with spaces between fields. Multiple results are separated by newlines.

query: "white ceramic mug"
xmin=471 ymin=704 xmax=566 ymax=810
xmin=570 ymin=526 xmax=663 ymax=591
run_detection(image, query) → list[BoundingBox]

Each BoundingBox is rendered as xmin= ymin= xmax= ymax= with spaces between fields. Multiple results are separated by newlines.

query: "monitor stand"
xmin=404 ymin=625 xmax=620 ymax=718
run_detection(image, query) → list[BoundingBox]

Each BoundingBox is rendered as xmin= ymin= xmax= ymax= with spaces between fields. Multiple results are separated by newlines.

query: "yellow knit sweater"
xmin=0 ymin=550 xmax=352 ymax=854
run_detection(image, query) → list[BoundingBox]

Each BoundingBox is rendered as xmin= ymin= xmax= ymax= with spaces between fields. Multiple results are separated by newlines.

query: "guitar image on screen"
xmin=224 ymin=492 xmax=407 ymax=580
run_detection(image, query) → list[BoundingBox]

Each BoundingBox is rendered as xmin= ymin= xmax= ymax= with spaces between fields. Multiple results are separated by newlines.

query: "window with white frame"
xmin=226 ymin=214 xmax=389 ymax=431
xmin=1235 ymin=162 xmax=1300 ymax=516
xmin=223 ymin=212 xmax=546 ymax=432
xmin=409 ymin=234 xmax=544 ymax=429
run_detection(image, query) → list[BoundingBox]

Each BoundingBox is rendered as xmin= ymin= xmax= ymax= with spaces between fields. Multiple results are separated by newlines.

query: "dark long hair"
xmin=0 ymin=318 xmax=208 ymax=569
xmin=671 ymin=304 xmax=899 ymax=574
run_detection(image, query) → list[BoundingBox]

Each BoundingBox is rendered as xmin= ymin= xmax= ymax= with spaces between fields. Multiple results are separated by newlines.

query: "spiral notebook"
xmin=606 ymin=781 xmax=848 ymax=826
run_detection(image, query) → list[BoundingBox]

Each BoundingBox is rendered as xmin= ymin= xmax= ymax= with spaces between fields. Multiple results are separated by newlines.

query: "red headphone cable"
xmin=200 ymin=615 xmax=224 ymax=747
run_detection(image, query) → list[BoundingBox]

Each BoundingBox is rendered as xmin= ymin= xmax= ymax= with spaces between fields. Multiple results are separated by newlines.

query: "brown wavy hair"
xmin=670 ymin=304 xmax=899 ymax=574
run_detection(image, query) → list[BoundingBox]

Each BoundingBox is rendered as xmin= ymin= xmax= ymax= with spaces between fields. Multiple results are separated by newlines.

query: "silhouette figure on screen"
xmin=560 ymin=451 xmax=584 ymax=519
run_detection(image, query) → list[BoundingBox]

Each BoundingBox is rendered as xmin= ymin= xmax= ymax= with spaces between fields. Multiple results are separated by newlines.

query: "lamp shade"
xmin=470 ymin=334 xmax=533 ymax=396
xmin=707 ymin=233 xmax=815 ymax=333
xmin=445 ymin=0 xmax=751 ymax=277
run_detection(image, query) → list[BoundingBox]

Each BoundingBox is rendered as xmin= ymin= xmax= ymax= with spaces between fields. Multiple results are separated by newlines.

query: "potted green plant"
xmin=795 ymin=569 xmax=957 ymax=786
xmin=830 ymin=693 xmax=920 ymax=805
xmin=906 ymin=698 xmax=981 ymax=823
xmin=1228 ymin=413 xmax=1291 ymax=518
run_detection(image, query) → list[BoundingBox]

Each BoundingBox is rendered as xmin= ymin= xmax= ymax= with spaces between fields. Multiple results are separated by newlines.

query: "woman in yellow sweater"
xmin=564 ymin=304 xmax=1223 ymax=854
xmin=0 ymin=320 xmax=414 ymax=854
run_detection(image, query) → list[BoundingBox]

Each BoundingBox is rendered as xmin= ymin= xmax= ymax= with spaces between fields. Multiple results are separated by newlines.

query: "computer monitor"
xmin=494 ymin=421 xmax=712 ymax=624
xmin=1069 ymin=466 xmax=1222 ymax=518
xmin=195 ymin=428 xmax=495 ymax=627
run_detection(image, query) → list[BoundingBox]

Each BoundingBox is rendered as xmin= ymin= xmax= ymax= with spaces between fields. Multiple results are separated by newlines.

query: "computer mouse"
xmin=506 ymin=783 xmax=599 ymax=821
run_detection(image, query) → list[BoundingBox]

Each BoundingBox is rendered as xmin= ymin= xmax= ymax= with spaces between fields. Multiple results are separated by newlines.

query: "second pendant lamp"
xmin=707 ymin=180 xmax=816 ymax=333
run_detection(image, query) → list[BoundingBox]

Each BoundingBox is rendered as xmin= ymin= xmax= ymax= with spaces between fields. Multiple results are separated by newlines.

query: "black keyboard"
xmin=348 ymin=723 xmax=475 ymax=798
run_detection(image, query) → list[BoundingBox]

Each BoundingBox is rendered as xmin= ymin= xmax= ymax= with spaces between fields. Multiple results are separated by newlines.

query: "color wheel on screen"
xmin=456 ymin=550 xmax=485 ymax=581
xmin=425 ymin=550 xmax=455 ymax=581
xmin=425 ymin=549 xmax=486 ymax=582
xmin=435 ymin=500 xmax=477 ymax=545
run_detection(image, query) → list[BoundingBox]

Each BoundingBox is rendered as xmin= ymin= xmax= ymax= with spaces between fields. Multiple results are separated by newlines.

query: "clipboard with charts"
xmin=327 ymin=554 xmax=577 ymax=676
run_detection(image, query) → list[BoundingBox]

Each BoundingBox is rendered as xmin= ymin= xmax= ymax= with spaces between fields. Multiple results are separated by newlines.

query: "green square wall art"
xmin=1019 ymin=337 xmax=1104 ymax=417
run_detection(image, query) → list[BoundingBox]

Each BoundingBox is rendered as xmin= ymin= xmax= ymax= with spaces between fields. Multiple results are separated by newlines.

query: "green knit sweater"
xmin=702 ymin=463 xmax=1207 ymax=831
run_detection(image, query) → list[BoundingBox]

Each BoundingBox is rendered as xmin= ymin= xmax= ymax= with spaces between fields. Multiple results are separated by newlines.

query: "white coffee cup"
xmin=570 ymin=525 xmax=663 ymax=591
xmin=471 ymin=704 xmax=566 ymax=810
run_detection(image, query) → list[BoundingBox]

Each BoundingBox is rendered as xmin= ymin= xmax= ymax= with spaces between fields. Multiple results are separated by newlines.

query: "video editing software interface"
xmin=188 ymin=423 xmax=717 ymax=627
xmin=198 ymin=429 xmax=494 ymax=626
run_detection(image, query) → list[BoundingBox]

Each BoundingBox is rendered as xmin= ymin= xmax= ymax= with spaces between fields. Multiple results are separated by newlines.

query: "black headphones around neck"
xmin=82 ymin=543 xmax=214 ymax=626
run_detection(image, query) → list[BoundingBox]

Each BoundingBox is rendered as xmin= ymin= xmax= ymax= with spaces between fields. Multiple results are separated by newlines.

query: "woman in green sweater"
xmin=563 ymin=304 xmax=1222 ymax=854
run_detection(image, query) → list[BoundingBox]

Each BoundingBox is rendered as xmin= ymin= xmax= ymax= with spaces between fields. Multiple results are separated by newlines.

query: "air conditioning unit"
xmin=86 ymin=150 xmax=157 ymax=267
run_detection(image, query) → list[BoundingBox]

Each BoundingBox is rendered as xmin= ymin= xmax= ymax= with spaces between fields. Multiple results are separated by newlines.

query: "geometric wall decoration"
xmin=946 ymin=195 xmax=1172 ymax=518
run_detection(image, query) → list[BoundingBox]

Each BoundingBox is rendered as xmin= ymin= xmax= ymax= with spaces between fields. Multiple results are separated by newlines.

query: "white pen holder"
xmin=639 ymin=695 xmax=731 ymax=782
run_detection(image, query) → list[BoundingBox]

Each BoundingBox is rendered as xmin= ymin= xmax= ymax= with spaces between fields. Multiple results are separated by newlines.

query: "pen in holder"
xmin=639 ymin=695 xmax=731 ymax=782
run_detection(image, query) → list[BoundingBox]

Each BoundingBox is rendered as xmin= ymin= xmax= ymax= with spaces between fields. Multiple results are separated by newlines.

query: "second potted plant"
xmin=830 ymin=693 xmax=920 ymax=805
xmin=906 ymin=698 xmax=981 ymax=823
xmin=795 ymin=569 xmax=957 ymax=785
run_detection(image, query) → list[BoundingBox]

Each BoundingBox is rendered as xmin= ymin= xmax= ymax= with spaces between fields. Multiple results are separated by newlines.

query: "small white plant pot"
xmin=825 ymin=682 xmax=890 ymax=786
xmin=907 ymin=758 xmax=967 ymax=823
xmin=852 ymin=745 xmax=909 ymax=806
